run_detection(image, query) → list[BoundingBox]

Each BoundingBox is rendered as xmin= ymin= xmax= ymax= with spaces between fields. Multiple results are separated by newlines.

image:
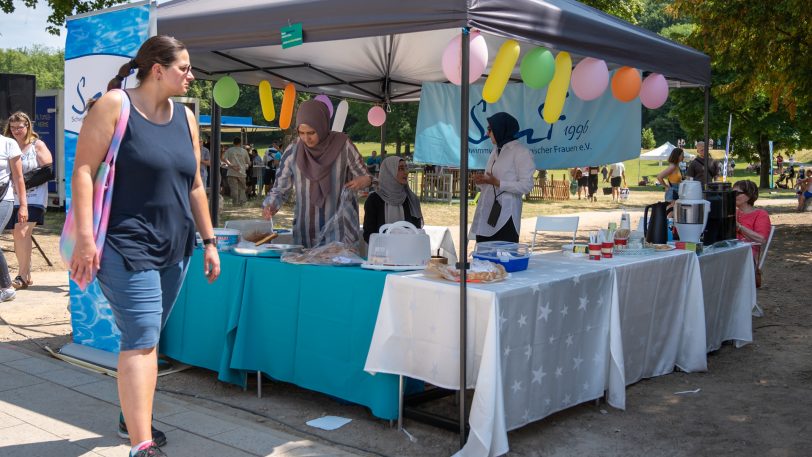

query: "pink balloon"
xmin=640 ymin=73 xmax=669 ymax=109
xmin=571 ymin=57 xmax=609 ymax=101
xmin=314 ymin=94 xmax=334 ymax=117
xmin=441 ymin=30 xmax=489 ymax=85
xmin=368 ymin=106 xmax=386 ymax=127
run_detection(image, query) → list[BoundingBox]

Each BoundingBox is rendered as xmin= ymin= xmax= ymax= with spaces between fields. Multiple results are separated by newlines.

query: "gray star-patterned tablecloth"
xmin=698 ymin=243 xmax=756 ymax=351
xmin=365 ymin=256 xmax=625 ymax=457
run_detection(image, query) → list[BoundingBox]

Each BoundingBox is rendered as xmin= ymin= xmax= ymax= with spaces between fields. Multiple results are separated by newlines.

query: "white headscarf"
xmin=376 ymin=156 xmax=422 ymax=224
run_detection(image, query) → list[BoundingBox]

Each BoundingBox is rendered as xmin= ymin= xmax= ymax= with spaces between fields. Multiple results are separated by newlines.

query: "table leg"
xmin=257 ymin=371 xmax=262 ymax=398
xmin=398 ymin=375 xmax=404 ymax=431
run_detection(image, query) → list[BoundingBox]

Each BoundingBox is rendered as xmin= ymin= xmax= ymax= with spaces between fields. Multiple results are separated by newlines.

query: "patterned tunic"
xmin=264 ymin=138 xmax=370 ymax=248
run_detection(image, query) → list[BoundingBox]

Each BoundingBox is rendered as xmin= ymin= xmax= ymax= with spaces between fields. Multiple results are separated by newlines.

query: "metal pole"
xmin=703 ymin=87 xmax=710 ymax=189
xmin=210 ymin=99 xmax=221 ymax=226
xmin=458 ymin=26 xmax=470 ymax=449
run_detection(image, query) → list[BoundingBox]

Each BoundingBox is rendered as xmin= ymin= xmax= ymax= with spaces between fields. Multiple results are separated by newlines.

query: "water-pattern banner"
xmin=414 ymin=82 xmax=641 ymax=170
xmin=64 ymin=3 xmax=151 ymax=354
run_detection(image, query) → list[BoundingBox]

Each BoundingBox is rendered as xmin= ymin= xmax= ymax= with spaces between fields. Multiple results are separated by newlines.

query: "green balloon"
xmin=213 ymin=76 xmax=239 ymax=108
xmin=520 ymin=48 xmax=555 ymax=89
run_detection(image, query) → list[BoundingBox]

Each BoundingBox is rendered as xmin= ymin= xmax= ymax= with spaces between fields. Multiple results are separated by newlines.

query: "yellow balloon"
xmin=542 ymin=52 xmax=572 ymax=124
xmin=279 ymin=83 xmax=296 ymax=130
xmin=258 ymin=80 xmax=276 ymax=122
xmin=482 ymin=40 xmax=520 ymax=104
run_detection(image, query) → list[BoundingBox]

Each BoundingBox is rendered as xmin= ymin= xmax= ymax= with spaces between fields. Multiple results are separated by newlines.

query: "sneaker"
xmin=132 ymin=442 xmax=166 ymax=457
xmin=118 ymin=413 xmax=167 ymax=447
xmin=0 ymin=288 xmax=16 ymax=302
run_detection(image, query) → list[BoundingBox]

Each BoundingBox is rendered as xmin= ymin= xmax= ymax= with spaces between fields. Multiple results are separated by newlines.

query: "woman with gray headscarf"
xmin=363 ymin=156 xmax=423 ymax=242
xmin=263 ymin=99 xmax=372 ymax=248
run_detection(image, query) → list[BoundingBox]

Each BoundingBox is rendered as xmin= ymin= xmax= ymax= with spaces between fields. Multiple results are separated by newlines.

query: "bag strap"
xmin=103 ymin=88 xmax=131 ymax=166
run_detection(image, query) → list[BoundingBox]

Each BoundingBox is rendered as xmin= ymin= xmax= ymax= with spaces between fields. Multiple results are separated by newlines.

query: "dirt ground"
xmin=1 ymin=196 xmax=810 ymax=457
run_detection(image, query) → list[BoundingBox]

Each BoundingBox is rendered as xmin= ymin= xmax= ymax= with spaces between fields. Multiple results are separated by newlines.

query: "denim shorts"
xmin=96 ymin=247 xmax=190 ymax=351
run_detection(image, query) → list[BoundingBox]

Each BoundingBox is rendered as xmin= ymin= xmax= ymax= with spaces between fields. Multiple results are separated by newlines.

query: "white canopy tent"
xmin=640 ymin=142 xmax=694 ymax=161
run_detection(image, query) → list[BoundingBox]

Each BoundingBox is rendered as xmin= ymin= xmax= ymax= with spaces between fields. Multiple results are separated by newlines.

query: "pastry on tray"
xmin=425 ymin=259 xmax=508 ymax=283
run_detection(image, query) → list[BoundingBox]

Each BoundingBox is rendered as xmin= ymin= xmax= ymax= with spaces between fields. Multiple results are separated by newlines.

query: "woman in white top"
xmin=0 ymin=133 xmax=27 ymax=302
xmin=4 ymin=112 xmax=53 ymax=289
xmin=470 ymin=112 xmax=535 ymax=242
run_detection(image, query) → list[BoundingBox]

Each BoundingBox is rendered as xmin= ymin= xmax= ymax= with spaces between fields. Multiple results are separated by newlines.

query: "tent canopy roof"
xmin=640 ymin=142 xmax=695 ymax=160
xmin=157 ymin=0 xmax=710 ymax=102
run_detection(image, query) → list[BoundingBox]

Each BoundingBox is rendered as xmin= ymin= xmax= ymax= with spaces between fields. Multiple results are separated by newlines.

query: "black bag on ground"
xmin=23 ymin=165 xmax=54 ymax=189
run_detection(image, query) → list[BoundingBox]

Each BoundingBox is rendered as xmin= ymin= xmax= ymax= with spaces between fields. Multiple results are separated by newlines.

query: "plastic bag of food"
xmin=281 ymin=241 xmax=364 ymax=266
xmin=314 ymin=188 xmax=361 ymax=248
xmin=425 ymin=258 xmax=508 ymax=283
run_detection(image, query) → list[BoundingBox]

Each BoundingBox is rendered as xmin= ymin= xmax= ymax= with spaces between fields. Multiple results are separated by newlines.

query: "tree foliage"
xmin=671 ymin=0 xmax=811 ymax=117
xmin=579 ymin=0 xmax=644 ymax=23
xmin=0 ymin=46 xmax=64 ymax=89
xmin=0 ymin=0 xmax=127 ymax=35
xmin=641 ymin=128 xmax=656 ymax=149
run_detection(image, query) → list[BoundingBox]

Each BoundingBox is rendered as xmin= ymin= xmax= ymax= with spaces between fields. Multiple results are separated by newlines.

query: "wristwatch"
xmin=202 ymin=237 xmax=217 ymax=247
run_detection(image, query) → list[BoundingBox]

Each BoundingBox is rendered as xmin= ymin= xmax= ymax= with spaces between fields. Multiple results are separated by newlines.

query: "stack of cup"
xmin=588 ymin=231 xmax=601 ymax=260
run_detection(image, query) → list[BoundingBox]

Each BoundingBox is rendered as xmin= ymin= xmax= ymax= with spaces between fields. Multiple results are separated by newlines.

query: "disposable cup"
xmin=601 ymin=242 xmax=614 ymax=258
xmin=588 ymin=243 xmax=601 ymax=260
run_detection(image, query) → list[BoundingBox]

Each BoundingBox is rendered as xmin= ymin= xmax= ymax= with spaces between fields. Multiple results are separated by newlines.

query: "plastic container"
xmin=224 ymin=219 xmax=274 ymax=243
xmin=214 ymin=228 xmax=240 ymax=250
xmin=472 ymin=241 xmax=530 ymax=272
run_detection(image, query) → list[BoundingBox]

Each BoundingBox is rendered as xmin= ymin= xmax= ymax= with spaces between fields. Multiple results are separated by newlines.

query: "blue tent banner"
xmin=414 ymin=81 xmax=641 ymax=169
xmin=64 ymin=2 xmax=152 ymax=354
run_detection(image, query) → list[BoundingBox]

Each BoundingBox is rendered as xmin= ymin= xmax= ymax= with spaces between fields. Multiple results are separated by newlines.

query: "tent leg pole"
xmin=703 ymin=86 xmax=710 ymax=189
xmin=210 ymin=100 xmax=221 ymax=227
xmin=458 ymin=26 xmax=471 ymax=450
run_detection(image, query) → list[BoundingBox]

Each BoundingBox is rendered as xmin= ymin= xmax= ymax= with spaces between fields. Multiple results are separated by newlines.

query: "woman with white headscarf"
xmin=363 ymin=156 xmax=423 ymax=242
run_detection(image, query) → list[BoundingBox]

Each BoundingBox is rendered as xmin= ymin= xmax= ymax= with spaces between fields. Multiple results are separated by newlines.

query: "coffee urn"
xmin=703 ymin=182 xmax=736 ymax=243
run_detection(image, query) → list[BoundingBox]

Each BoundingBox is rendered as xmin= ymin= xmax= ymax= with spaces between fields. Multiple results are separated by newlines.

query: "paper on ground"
xmin=674 ymin=388 xmax=701 ymax=395
xmin=306 ymin=416 xmax=352 ymax=430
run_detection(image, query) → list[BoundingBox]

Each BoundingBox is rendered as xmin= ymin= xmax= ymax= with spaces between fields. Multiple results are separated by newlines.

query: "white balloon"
xmin=331 ymin=100 xmax=349 ymax=132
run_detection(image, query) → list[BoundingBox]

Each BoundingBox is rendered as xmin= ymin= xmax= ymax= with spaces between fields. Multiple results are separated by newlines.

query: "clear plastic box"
xmin=224 ymin=219 xmax=274 ymax=243
xmin=472 ymin=241 xmax=530 ymax=272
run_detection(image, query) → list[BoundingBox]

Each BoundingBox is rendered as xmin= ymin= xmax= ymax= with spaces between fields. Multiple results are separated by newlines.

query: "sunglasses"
xmin=733 ymin=189 xmax=746 ymax=195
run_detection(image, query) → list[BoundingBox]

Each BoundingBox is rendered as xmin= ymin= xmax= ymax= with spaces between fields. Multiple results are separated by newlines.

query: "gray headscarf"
xmin=376 ymin=156 xmax=422 ymax=224
xmin=294 ymin=100 xmax=348 ymax=207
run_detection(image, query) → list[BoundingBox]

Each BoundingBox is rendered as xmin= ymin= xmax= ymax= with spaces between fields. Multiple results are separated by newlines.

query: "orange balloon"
xmin=279 ymin=83 xmax=296 ymax=130
xmin=611 ymin=67 xmax=642 ymax=103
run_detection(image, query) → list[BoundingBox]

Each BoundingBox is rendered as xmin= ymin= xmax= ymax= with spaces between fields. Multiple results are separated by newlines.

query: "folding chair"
xmin=530 ymin=216 xmax=579 ymax=251
xmin=752 ymin=225 xmax=775 ymax=316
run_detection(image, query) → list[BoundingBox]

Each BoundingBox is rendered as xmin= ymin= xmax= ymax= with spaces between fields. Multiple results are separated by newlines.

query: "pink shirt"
xmin=736 ymin=208 xmax=771 ymax=261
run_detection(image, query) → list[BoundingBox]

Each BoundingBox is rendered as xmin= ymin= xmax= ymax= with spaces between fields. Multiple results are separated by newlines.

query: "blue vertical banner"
xmin=414 ymin=81 xmax=641 ymax=169
xmin=34 ymin=95 xmax=58 ymax=193
xmin=64 ymin=2 xmax=152 ymax=353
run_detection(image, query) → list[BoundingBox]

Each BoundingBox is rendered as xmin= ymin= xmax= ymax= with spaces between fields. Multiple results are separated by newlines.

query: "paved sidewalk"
xmin=0 ymin=343 xmax=360 ymax=457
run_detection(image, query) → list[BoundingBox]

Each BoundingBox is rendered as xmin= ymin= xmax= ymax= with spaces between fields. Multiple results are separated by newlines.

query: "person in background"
xmin=366 ymin=150 xmax=381 ymax=175
xmin=363 ymin=156 xmax=422 ymax=242
xmin=776 ymin=153 xmax=784 ymax=174
xmin=470 ymin=112 xmax=535 ymax=243
xmin=3 ymin=111 xmax=52 ymax=289
xmin=600 ymin=165 xmax=608 ymax=183
xmin=199 ymin=136 xmax=210 ymax=188
xmin=609 ymin=161 xmax=626 ymax=202
xmin=587 ymin=165 xmax=599 ymax=202
xmin=251 ymin=149 xmax=263 ymax=197
xmin=796 ymin=168 xmax=812 ymax=212
xmin=728 ymin=157 xmax=735 ymax=177
xmin=263 ymin=143 xmax=279 ymax=194
xmin=733 ymin=180 xmax=771 ymax=287
xmin=0 ymin=131 xmax=26 ymax=302
xmin=656 ymin=147 xmax=684 ymax=202
xmin=263 ymin=100 xmax=372 ymax=247
xmin=69 ymin=35 xmax=219 ymax=457
xmin=224 ymin=137 xmax=250 ymax=205
xmin=577 ymin=166 xmax=589 ymax=199
xmin=686 ymin=141 xmax=719 ymax=187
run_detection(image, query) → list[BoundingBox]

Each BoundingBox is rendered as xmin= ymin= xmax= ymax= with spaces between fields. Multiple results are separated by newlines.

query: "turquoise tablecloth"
xmin=161 ymin=249 xmax=403 ymax=419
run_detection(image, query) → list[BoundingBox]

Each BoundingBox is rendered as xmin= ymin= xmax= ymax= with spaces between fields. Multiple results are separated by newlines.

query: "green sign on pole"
xmin=281 ymin=23 xmax=303 ymax=49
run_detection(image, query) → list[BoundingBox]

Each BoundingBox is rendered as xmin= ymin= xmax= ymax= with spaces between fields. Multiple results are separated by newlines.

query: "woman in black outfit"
xmin=363 ymin=156 xmax=422 ymax=242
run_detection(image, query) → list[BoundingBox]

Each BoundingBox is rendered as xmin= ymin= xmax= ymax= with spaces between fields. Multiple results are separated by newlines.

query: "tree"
xmin=668 ymin=0 xmax=812 ymax=187
xmin=0 ymin=0 xmax=127 ymax=35
xmin=641 ymin=128 xmax=656 ymax=148
xmin=0 ymin=46 xmax=64 ymax=89
xmin=580 ymin=0 xmax=644 ymax=23
xmin=671 ymin=0 xmax=811 ymax=117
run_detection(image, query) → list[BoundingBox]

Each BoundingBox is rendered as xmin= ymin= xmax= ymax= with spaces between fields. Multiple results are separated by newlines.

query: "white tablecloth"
xmin=365 ymin=256 xmax=626 ymax=457
xmin=423 ymin=225 xmax=458 ymax=265
xmin=698 ymin=243 xmax=756 ymax=351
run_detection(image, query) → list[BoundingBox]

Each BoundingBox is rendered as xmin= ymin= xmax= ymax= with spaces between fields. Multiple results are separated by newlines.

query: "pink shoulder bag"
xmin=60 ymin=89 xmax=130 ymax=290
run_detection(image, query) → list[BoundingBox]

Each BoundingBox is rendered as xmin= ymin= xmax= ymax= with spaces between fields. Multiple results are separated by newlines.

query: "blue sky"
xmin=0 ymin=0 xmax=66 ymax=49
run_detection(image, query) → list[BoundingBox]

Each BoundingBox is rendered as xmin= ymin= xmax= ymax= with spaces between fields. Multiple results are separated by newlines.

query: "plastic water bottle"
xmin=667 ymin=218 xmax=674 ymax=242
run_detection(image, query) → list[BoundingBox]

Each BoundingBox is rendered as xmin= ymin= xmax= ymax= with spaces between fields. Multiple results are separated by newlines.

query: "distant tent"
xmin=640 ymin=142 xmax=695 ymax=161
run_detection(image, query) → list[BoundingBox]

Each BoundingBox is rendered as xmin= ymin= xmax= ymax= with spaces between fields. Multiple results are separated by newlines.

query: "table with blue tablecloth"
xmin=160 ymin=249 xmax=404 ymax=419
